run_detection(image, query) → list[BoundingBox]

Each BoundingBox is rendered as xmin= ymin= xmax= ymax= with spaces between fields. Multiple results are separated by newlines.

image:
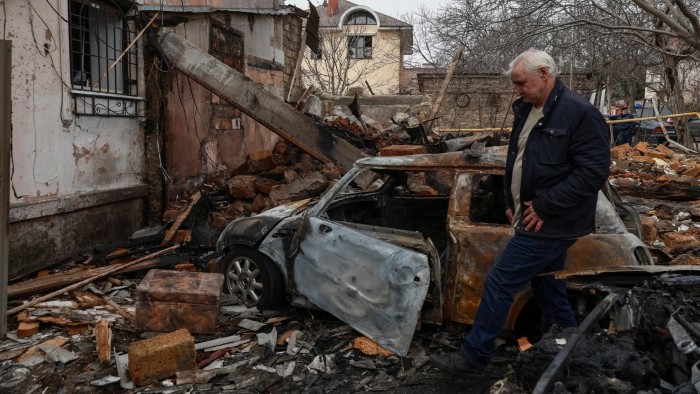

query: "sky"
xmin=284 ymin=0 xmax=445 ymax=19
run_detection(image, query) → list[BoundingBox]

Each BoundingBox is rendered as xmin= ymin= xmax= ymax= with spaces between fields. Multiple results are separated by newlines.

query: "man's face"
xmin=510 ymin=63 xmax=548 ymax=107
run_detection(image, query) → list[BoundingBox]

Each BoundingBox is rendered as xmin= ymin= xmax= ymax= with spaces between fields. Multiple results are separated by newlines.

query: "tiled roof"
xmin=315 ymin=1 xmax=412 ymax=28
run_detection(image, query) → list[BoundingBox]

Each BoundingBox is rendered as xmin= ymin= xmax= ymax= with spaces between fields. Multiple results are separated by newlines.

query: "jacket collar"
xmin=512 ymin=78 xmax=566 ymax=119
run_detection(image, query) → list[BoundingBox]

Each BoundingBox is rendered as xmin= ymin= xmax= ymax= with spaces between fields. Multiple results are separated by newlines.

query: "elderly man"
xmin=429 ymin=49 xmax=611 ymax=378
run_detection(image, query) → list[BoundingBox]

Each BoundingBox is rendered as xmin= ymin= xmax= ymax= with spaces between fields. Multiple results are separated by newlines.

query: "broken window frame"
xmin=347 ymin=36 xmax=373 ymax=60
xmin=68 ymin=0 xmax=141 ymax=117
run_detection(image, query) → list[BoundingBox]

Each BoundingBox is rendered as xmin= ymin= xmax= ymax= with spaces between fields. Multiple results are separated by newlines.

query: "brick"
xmin=661 ymin=231 xmax=700 ymax=255
xmin=254 ymin=177 xmax=279 ymax=195
xmin=682 ymin=165 xmax=700 ymax=178
xmin=128 ymin=329 xmax=196 ymax=386
xmin=654 ymin=143 xmax=675 ymax=158
xmin=645 ymin=150 xmax=670 ymax=160
xmin=246 ymin=150 xmax=276 ymax=173
xmin=379 ymin=144 xmax=428 ymax=156
xmin=634 ymin=141 xmax=650 ymax=155
xmin=639 ymin=216 xmax=658 ymax=243
xmin=228 ymin=175 xmax=258 ymax=199
xmin=611 ymin=144 xmax=633 ymax=160
xmin=17 ymin=321 xmax=40 ymax=337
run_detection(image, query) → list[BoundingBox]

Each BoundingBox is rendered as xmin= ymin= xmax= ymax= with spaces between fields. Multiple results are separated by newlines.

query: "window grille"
xmin=68 ymin=0 xmax=139 ymax=117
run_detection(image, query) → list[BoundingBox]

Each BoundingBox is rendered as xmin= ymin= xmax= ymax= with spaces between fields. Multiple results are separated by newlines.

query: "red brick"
xmin=128 ymin=329 xmax=196 ymax=386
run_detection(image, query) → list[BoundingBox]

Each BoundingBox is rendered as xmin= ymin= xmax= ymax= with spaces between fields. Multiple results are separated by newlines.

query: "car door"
xmin=291 ymin=215 xmax=431 ymax=356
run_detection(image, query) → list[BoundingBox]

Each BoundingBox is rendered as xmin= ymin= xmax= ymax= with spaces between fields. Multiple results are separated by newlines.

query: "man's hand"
xmin=522 ymin=201 xmax=544 ymax=232
xmin=506 ymin=208 xmax=513 ymax=224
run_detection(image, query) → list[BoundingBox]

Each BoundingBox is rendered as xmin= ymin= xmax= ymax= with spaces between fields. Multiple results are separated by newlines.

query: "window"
xmin=345 ymin=11 xmax=376 ymax=25
xmin=68 ymin=0 xmax=139 ymax=117
xmin=348 ymin=36 xmax=372 ymax=59
xmin=469 ymin=174 xmax=509 ymax=225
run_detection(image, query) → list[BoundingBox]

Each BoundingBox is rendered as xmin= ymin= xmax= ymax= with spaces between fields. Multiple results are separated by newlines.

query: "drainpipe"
xmin=0 ymin=40 xmax=11 ymax=338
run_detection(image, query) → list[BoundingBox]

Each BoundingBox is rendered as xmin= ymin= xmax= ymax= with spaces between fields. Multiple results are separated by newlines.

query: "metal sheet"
xmin=293 ymin=217 xmax=430 ymax=356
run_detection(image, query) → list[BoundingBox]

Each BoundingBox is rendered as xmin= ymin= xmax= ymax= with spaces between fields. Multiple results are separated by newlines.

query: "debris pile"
xmin=320 ymin=107 xmax=427 ymax=155
xmin=609 ymin=142 xmax=700 ymax=265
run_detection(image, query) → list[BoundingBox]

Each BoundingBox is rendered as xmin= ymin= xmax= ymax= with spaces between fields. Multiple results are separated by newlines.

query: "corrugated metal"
xmin=306 ymin=0 xmax=320 ymax=53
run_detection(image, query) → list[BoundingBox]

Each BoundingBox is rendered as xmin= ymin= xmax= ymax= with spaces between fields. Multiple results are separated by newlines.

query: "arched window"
xmin=344 ymin=11 xmax=376 ymax=26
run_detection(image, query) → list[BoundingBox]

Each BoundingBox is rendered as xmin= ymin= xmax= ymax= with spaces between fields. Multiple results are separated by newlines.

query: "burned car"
xmin=215 ymin=146 xmax=652 ymax=356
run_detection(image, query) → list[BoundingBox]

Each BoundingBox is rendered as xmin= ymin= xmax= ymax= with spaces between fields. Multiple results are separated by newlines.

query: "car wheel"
xmin=222 ymin=247 xmax=285 ymax=309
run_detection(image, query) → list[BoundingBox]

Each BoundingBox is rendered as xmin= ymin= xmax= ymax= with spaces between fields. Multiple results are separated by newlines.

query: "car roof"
xmin=354 ymin=145 xmax=508 ymax=171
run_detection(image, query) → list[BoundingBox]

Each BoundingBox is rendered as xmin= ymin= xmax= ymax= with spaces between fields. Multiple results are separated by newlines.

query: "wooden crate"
xmin=135 ymin=269 xmax=224 ymax=334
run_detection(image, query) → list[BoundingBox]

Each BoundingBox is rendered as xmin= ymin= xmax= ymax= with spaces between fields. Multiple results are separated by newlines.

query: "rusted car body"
xmin=215 ymin=146 xmax=652 ymax=356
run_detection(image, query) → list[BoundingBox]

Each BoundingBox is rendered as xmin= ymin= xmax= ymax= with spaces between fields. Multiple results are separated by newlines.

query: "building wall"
xmin=150 ymin=11 xmax=298 ymax=199
xmin=3 ymin=0 xmax=147 ymax=278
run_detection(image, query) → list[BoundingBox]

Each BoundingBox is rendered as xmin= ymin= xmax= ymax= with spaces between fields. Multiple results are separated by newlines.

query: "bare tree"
xmin=301 ymin=24 xmax=403 ymax=95
xmin=413 ymin=0 xmax=700 ymax=146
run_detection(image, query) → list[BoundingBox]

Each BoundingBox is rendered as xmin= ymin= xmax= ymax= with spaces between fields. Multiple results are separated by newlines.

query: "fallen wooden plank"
xmin=9 ymin=258 xmax=163 ymax=299
xmin=157 ymin=30 xmax=369 ymax=179
xmin=7 ymin=245 xmax=180 ymax=315
xmin=162 ymin=191 xmax=201 ymax=245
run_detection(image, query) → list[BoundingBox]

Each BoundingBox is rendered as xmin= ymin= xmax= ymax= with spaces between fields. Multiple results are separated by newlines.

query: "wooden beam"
xmin=8 ymin=257 xmax=177 ymax=299
xmin=425 ymin=44 xmax=465 ymax=133
xmin=162 ymin=191 xmax=201 ymax=245
xmin=157 ymin=30 xmax=369 ymax=176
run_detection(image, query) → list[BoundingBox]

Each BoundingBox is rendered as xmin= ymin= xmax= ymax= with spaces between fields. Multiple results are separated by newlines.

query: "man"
xmin=429 ymin=49 xmax=611 ymax=378
xmin=609 ymin=106 xmax=637 ymax=146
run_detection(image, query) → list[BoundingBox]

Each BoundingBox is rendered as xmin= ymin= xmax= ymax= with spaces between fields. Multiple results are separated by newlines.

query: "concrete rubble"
xmin=2 ymin=105 xmax=700 ymax=392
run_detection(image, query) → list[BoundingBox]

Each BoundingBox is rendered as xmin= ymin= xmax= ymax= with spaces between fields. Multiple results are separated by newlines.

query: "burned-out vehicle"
xmin=215 ymin=146 xmax=652 ymax=356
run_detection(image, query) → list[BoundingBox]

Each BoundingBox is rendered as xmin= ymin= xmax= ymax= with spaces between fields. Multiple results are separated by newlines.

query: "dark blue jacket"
xmin=505 ymin=79 xmax=610 ymax=239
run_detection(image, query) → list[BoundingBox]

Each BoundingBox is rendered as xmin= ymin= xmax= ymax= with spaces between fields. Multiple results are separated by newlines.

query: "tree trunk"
xmin=661 ymin=52 xmax=691 ymax=146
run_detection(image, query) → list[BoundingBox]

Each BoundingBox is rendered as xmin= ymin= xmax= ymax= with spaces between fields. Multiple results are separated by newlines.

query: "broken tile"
xmin=38 ymin=343 xmax=78 ymax=363
xmin=238 ymin=319 xmax=266 ymax=331
xmin=256 ymin=327 xmax=277 ymax=351
xmin=90 ymin=375 xmax=121 ymax=386
xmin=176 ymin=368 xmax=217 ymax=384
xmin=307 ymin=354 xmax=337 ymax=374
xmin=195 ymin=334 xmax=241 ymax=350
xmin=276 ymin=360 xmax=296 ymax=378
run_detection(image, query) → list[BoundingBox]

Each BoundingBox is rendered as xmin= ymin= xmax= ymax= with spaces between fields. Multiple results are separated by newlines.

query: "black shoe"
xmin=429 ymin=351 xmax=485 ymax=379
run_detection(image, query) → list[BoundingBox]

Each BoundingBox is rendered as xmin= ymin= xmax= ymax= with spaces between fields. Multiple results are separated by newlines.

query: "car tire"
xmin=222 ymin=247 xmax=285 ymax=309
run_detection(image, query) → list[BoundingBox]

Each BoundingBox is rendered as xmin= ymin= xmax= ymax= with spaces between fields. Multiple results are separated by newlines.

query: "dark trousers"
xmin=459 ymin=234 xmax=577 ymax=369
xmin=616 ymin=129 xmax=634 ymax=146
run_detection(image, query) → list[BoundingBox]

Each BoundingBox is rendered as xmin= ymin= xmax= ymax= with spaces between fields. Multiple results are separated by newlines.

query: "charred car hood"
xmin=216 ymin=199 xmax=310 ymax=254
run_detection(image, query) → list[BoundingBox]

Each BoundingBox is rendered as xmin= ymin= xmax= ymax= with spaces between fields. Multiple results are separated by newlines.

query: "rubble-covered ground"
xmin=2 ymin=112 xmax=700 ymax=393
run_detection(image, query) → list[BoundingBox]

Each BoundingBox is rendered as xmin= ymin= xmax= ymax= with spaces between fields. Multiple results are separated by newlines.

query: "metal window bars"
xmin=68 ymin=0 xmax=138 ymax=116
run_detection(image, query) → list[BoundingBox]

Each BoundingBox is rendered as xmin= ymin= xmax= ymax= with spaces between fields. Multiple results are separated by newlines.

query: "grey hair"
xmin=505 ymin=49 xmax=560 ymax=78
